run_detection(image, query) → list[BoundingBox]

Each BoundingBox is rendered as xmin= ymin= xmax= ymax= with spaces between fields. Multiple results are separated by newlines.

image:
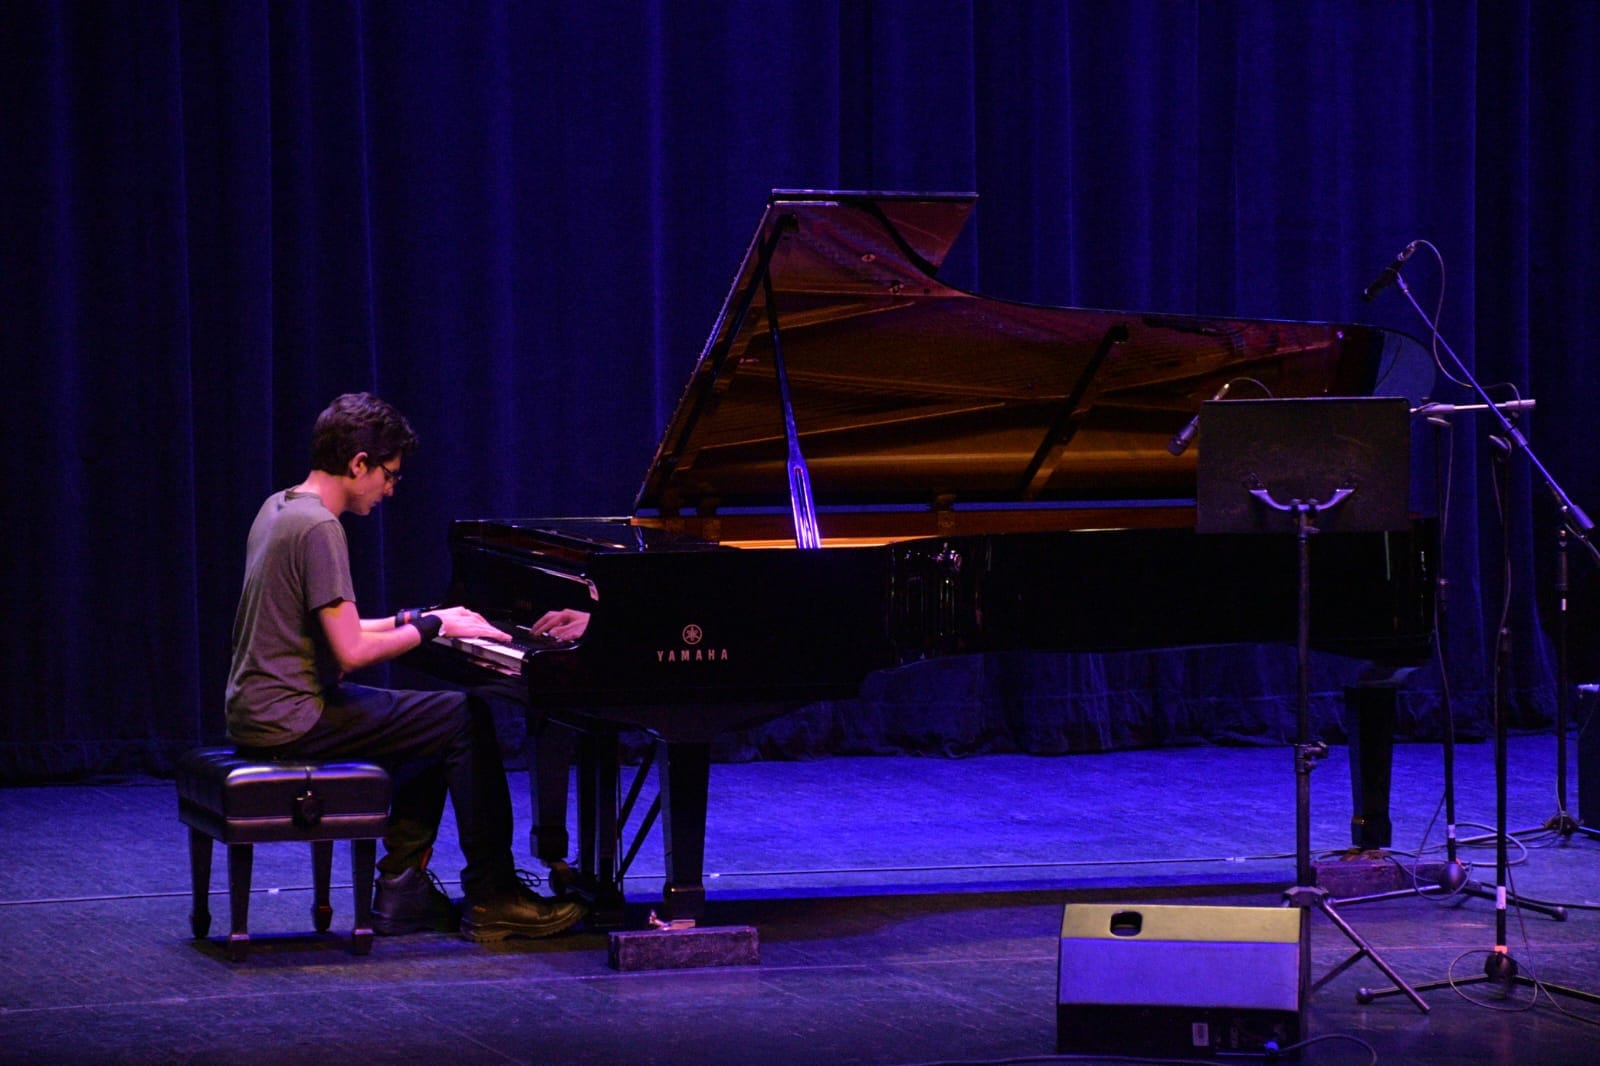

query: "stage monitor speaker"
xmin=1057 ymin=903 xmax=1302 ymax=1059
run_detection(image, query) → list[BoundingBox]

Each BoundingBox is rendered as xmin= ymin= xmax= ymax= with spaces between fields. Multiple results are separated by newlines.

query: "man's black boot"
xmin=461 ymin=873 xmax=586 ymax=942
xmin=372 ymin=856 xmax=460 ymax=935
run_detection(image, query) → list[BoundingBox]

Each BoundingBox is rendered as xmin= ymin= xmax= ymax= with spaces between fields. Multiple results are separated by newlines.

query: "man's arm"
xmin=320 ymin=601 xmax=510 ymax=675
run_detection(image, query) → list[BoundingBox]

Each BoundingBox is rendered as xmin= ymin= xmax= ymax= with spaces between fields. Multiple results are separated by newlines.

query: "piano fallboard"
xmin=414 ymin=515 xmax=1435 ymax=743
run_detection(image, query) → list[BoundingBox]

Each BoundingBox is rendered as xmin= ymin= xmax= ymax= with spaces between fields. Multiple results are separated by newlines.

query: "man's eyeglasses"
xmin=375 ymin=461 xmax=402 ymax=485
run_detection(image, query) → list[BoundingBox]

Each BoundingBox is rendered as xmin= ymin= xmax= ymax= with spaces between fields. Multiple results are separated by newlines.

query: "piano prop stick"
xmin=1196 ymin=396 xmax=1429 ymax=1021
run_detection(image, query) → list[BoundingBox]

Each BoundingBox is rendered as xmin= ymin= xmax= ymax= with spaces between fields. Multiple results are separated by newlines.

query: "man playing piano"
xmin=224 ymin=391 xmax=586 ymax=941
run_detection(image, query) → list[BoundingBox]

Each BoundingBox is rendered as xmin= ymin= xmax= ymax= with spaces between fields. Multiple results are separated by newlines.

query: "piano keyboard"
xmin=433 ymin=635 xmax=526 ymax=674
xmin=432 ymin=628 xmax=579 ymax=676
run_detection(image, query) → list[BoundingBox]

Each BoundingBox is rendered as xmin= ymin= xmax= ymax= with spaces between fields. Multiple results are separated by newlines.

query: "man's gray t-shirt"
xmin=225 ymin=489 xmax=356 ymax=747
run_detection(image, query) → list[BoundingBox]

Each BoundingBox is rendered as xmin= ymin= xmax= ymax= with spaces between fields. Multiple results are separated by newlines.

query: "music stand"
xmin=1196 ymin=396 xmax=1429 ymax=1018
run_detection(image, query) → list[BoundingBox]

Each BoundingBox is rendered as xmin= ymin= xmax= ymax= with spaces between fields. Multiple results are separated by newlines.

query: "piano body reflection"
xmin=412 ymin=191 xmax=1436 ymax=925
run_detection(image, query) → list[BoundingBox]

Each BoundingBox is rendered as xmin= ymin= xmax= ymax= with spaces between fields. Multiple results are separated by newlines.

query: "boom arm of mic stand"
xmin=1395 ymin=276 xmax=1597 ymax=550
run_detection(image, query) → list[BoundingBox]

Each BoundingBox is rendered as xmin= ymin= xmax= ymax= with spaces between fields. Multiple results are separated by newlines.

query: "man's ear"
xmin=348 ymin=452 xmax=370 ymax=479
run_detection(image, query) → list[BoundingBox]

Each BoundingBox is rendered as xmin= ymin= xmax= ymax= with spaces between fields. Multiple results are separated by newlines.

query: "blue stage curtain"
xmin=4 ymin=1 xmax=1597 ymax=780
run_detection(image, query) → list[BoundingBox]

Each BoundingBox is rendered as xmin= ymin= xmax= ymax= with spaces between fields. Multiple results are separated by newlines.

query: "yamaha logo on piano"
xmin=656 ymin=623 xmax=729 ymax=663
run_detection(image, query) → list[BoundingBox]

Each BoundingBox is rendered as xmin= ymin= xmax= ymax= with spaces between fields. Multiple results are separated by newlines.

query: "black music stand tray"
xmin=1196 ymin=397 xmax=1429 ymax=1017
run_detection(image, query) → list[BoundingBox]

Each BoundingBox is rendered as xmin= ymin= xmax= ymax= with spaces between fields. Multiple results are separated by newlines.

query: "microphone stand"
xmin=1425 ymin=413 xmax=1470 ymax=896
xmin=1506 ymin=526 xmax=1600 ymax=841
xmin=1358 ymin=273 xmax=1600 ymax=1008
xmin=1355 ymin=408 xmax=1562 ymax=918
xmin=1395 ymin=273 xmax=1600 ymax=847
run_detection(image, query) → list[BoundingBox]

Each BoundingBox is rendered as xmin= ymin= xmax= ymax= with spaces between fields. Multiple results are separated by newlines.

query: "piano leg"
xmin=525 ymin=714 xmax=575 ymax=866
xmin=1345 ymin=683 xmax=1396 ymax=851
xmin=573 ymin=727 xmax=628 ymax=927
xmin=522 ymin=721 xmax=712 ymax=926
xmin=659 ymin=741 xmax=710 ymax=924
xmin=525 ymin=712 xmax=628 ymax=925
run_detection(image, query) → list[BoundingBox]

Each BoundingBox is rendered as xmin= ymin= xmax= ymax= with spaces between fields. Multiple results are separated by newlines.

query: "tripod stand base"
xmin=1449 ymin=879 xmax=1567 ymax=921
xmin=1336 ymin=865 xmax=1567 ymax=919
xmin=1512 ymin=811 xmax=1600 ymax=841
xmin=1286 ymin=885 xmax=1429 ymax=1015
xmin=1359 ymin=949 xmax=1600 ymax=1007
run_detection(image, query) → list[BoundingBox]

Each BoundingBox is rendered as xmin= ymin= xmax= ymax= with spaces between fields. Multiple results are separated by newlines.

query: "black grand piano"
xmin=413 ymin=190 xmax=1437 ymax=925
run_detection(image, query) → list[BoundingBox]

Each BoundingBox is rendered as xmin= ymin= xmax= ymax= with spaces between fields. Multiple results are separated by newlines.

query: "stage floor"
xmin=2 ymin=732 xmax=1597 ymax=1064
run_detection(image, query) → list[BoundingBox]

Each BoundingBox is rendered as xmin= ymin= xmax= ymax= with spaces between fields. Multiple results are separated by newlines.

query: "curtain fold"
xmin=4 ymin=1 xmax=1595 ymax=782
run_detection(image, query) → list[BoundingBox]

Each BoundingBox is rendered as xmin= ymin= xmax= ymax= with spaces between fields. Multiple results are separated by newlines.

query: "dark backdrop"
xmin=5 ymin=1 xmax=1598 ymax=782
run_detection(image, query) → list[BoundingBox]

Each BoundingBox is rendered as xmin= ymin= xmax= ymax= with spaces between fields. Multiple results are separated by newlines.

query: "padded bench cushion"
xmin=177 ymin=746 xmax=391 ymax=844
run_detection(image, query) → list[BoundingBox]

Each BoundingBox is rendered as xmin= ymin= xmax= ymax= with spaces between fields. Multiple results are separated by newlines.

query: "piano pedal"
xmin=547 ymin=860 xmax=578 ymax=896
xmin=646 ymin=910 xmax=697 ymax=931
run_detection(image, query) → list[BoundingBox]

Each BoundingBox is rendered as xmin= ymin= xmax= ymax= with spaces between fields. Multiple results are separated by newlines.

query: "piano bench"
xmin=175 ymin=746 xmax=391 ymax=962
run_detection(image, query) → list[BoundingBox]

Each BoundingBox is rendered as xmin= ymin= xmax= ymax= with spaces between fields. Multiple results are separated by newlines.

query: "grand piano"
xmin=413 ymin=190 xmax=1437 ymax=925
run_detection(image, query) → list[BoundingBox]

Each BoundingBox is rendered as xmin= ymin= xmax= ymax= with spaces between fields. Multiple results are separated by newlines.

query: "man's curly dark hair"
xmin=309 ymin=392 xmax=420 ymax=474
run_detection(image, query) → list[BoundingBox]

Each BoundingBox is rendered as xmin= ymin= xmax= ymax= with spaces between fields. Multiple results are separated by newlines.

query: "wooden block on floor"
xmin=1313 ymin=851 xmax=1418 ymax=897
xmin=608 ymin=925 xmax=760 ymax=971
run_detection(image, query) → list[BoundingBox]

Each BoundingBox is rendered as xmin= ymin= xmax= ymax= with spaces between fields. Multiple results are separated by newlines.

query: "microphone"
xmin=1412 ymin=399 xmax=1537 ymax=415
xmin=1360 ymin=241 xmax=1420 ymax=302
xmin=1167 ymin=381 xmax=1232 ymax=456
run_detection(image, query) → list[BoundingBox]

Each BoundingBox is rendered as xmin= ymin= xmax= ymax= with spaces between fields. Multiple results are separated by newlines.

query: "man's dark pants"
xmin=239 ymin=684 xmax=514 ymax=899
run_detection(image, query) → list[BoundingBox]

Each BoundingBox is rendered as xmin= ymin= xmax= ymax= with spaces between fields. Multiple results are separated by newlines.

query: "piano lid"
xmin=635 ymin=190 xmax=1433 ymax=518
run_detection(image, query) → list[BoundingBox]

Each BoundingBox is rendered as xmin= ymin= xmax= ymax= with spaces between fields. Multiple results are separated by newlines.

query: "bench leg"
xmin=311 ymin=840 xmax=334 ymax=933
xmin=226 ymin=843 xmax=253 ymax=962
xmin=187 ymin=827 xmax=213 ymax=938
xmin=351 ymin=838 xmax=376 ymax=955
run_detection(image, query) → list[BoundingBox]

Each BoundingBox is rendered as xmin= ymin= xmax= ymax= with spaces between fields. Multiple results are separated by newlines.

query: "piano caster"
xmin=660 ymin=882 xmax=706 ymax=926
